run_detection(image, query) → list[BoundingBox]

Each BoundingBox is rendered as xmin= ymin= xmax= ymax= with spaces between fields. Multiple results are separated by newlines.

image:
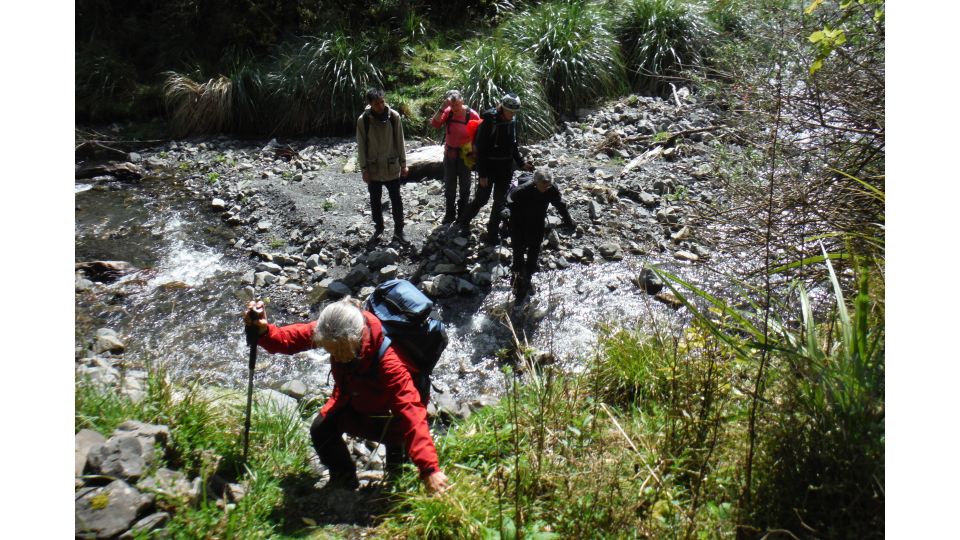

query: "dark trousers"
xmin=310 ymin=408 xmax=405 ymax=479
xmin=368 ymin=179 xmax=404 ymax=232
xmin=511 ymin=221 xmax=544 ymax=282
xmin=461 ymin=166 xmax=512 ymax=241
xmin=442 ymin=155 xmax=471 ymax=222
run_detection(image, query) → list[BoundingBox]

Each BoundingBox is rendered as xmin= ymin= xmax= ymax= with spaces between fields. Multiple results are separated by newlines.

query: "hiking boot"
xmin=393 ymin=230 xmax=408 ymax=244
xmin=373 ymin=225 xmax=385 ymax=238
xmin=441 ymin=212 xmax=456 ymax=225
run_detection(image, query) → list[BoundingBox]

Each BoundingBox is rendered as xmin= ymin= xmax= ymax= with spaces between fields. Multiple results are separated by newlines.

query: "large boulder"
xmin=405 ymin=145 xmax=444 ymax=181
xmin=75 ymin=480 xmax=153 ymax=539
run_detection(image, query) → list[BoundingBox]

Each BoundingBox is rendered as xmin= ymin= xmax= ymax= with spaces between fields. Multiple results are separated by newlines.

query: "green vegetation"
xmin=615 ymin=0 xmax=716 ymax=93
xmin=77 ymin=0 xmax=731 ymax=137
xmin=505 ymin=0 xmax=626 ymax=114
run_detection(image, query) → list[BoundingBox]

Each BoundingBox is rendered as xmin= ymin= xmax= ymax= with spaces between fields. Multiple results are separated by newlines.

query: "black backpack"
xmin=365 ymin=279 xmax=448 ymax=403
xmin=440 ymin=106 xmax=471 ymax=147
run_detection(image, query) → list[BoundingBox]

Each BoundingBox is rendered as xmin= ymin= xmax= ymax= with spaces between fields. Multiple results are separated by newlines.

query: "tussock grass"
xmin=505 ymin=0 xmax=626 ymax=114
xmin=451 ymin=38 xmax=555 ymax=142
xmin=615 ymin=0 xmax=716 ymax=93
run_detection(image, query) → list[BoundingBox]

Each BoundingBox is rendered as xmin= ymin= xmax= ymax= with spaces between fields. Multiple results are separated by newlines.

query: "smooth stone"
xmin=76 ymin=429 xmax=106 ymax=476
xmin=279 ymin=380 xmax=308 ymax=400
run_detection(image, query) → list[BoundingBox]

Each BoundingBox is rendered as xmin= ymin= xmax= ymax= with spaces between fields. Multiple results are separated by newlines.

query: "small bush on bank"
xmin=504 ymin=0 xmax=626 ymax=115
xmin=615 ymin=0 xmax=716 ymax=93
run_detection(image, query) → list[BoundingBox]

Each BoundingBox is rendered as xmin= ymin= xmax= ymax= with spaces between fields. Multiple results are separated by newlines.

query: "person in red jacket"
xmin=243 ymin=297 xmax=450 ymax=493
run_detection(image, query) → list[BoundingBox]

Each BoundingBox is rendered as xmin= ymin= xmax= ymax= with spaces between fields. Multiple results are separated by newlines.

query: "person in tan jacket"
xmin=357 ymin=88 xmax=409 ymax=244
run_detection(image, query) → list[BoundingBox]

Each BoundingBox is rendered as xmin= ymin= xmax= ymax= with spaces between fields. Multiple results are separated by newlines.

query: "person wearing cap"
xmin=357 ymin=88 xmax=409 ymax=244
xmin=459 ymin=93 xmax=535 ymax=245
xmin=430 ymin=90 xmax=481 ymax=224
xmin=243 ymin=297 xmax=450 ymax=494
xmin=506 ymin=168 xmax=575 ymax=299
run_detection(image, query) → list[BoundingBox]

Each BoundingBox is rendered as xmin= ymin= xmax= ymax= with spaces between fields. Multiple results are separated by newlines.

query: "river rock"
xmin=434 ymin=263 xmax=465 ymax=274
xmin=76 ymin=161 xmax=143 ymax=182
xmin=77 ymin=363 xmax=121 ymax=390
xmin=588 ymin=200 xmax=602 ymax=220
xmin=115 ymin=420 xmax=171 ymax=448
xmin=379 ymin=265 xmax=399 ymax=281
xmin=426 ymin=275 xmax=458 ymax=298
xmin=342 ymin=265 xmax=371 ymax=287
xmin=254 ymin=271 xmax=277 ymax=287
xmin=674 ymin=250 xmax=699 ymax=262
xmin=257 ymin=389 xmax=299 ymax=416
xmin=211 ymin=198 xmax=227 ymax=211
xmin=137 ymin=468 xmax=199 ymax=505
xmin=118 ymin=512 xmax=170 ymax=540
xmin=306 ymin=253 xmax=321 ymax=270
xmin=671 ymin=226 xmax=692 ymax=242
xmin=367 ymin=250 xmax=398 ymax=270
xmin=76 ymin=429 xmax=106 ymax=476
xmin=75 ymin=480 xmax=153 ymax=539
xmin=256 ymin=261 xmax=282 ymax=275
xmin=120 ymin=371 xmax=148 ymax=403
xmin=256 ymin=221 xmax=273 ymax=232
xmin=76 ymin=273 xmax=95 ymax=292
xmin=76 ymin=260 xmax=136 ymax=283
xmin=636 ymin=268 xmax=664 ymax=295
xmin=456 ymin=278 xmax=478 ymax=295
xmin=87 ymin=434 xmax=157 ymax=480
xmin=94 ymin=328 xmax=125 ymax=354
xmin=280 ymin=379 xmax=308 ymax=400
xmin=598 ymin=242 xmax=623 ymax=260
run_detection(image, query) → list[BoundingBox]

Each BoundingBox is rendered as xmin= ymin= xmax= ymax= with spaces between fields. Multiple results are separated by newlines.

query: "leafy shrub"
xmin=450 ymin=37 xmax=555 ymax=142
xmin=615 ymin=0 xmax=716 ymax=93
xmin=505 ymin=0 xmax=626 ymax=114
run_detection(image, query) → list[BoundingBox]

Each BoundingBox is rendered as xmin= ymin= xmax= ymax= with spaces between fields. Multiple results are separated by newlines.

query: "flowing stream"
xmin=76 ymin=171 xmax=736 ymax=403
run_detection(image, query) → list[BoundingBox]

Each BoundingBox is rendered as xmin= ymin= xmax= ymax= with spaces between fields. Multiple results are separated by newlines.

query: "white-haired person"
xmin=243 ymin=298 xmax=449 ymax=493
xmin=458 ymin=92 xmax=535 ymax=245
xmin=506 ymin=168 xmax=575 ymax=300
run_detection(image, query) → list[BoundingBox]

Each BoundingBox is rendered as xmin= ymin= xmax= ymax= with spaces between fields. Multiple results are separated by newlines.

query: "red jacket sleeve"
xmin=257 ymin=321 xmax=317 ymax=355
xmin=379 ymin=348 xmax=441 ymax=478
xmin=430 ymin=106 xmax=451 ymax=129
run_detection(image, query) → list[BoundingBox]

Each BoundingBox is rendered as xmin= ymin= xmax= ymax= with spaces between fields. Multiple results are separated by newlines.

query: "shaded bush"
xmin=270 ymin=34 xmax=384 ymax=135
xmin=615 ymin=0 xmax=716 ymax=93
xmin=505 ymin=0 xmax=626 ymax=114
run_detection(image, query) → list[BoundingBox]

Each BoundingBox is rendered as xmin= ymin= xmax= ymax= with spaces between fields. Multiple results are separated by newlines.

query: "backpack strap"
xmin=377 ymin=334 xmax=391 ymax=362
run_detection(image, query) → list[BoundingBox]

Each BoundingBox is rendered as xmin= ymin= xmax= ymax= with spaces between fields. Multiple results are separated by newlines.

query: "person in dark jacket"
xmin=507 ymin=168 xmax=574 ymax=300
xmin=458 ymin=93 xmax=534 ymax=245
xmin=243 ymin=298 xmax=449 ymax=494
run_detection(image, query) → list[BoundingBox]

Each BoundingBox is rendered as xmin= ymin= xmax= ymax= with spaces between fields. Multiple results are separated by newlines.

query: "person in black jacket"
xmin=458 ymin=93 xmax=534 ymax=245
xmin=507 ymin=168 xmax=574 ymax=299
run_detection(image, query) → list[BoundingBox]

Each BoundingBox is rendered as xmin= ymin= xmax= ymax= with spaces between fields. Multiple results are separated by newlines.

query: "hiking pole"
xmin=242 ymin=300 xmax=263 ymax=468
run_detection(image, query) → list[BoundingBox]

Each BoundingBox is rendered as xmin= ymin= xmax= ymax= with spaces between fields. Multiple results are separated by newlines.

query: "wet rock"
xmin=256 ymin=261 xmax=283 ymax=275
xmin=456 ymin=278 xmax=478 ymax=295
xmin=254 ymin=271 xmax=278 ymax=287
xmin=426 ymin=275 xmax=458 ymax=297
xmin=635 ymin=268 xmax=664 ymax=295
xmin=76 ymin=429 xmax=106 ymax=476
xmin=674 ymin=250 xmax=699 ymax=262
xmin=76 ymin=161 xmax=143 ymax=182
xmin=654 ymin=292 xmax=685 ymax=309
xmin=280 ymin=379 xmax=308 ymax=400
xmin=76 ymin=273 xmax=95 ymax=292
xmin=118 ymin=512 xmax=170 ymax=540
xmin=470 ymin=270 xmax=492 ymax=286
xmin=598 ymin=242 xmax=623 ymax=260
xmin=94 ymin=328 xmax=125 ymax=354
xmin=76 ymin=260 xmax=136 ymax=283
xmin=75 ymin=480 xmax=153 ymax=539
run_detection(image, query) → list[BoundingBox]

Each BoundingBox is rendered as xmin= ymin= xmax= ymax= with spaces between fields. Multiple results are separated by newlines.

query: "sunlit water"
xmin=75 ymin=175 xmax=791 ymax=402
